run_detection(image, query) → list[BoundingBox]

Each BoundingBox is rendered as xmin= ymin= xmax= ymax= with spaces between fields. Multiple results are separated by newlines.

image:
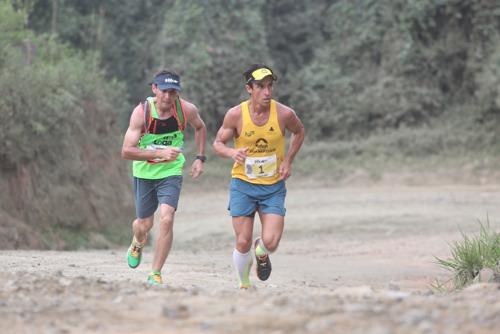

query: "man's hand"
xmin=278 ymin=159 xmax=292 ymax=180
xmin=189 ymin=159 xmax=204 ymax=179
xmin=153 ymin=147 xmax=182 ymax=162
xmin=232 ymin=147 xmax=248 ymax=165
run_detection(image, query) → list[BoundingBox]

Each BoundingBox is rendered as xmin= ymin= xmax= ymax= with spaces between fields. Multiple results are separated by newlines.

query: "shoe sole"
xmin=128 ymin=261 xmax=140 ymax=269
xmin=147 ymin=276 xmax=163 ymax=286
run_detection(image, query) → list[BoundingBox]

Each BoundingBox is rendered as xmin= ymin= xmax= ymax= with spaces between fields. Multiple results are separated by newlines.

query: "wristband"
xmin=195 ymin=155 xmax=207 ymax=163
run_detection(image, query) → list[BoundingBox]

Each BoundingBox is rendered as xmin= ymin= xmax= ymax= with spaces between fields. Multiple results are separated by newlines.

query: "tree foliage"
xmin=148 ymin=0 xmax=271 ymax=130
xmin=0 ymin=0 xmax=131 ymax=248
xmin=21 ymin=0 xmax=500 ymax=140
xmin=289 ymin=0 xmax=500 ymax=138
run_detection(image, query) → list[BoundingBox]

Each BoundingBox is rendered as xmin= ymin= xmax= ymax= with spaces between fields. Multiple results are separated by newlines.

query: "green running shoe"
xmin=147 ymin=271 xmax=163 ymax=286
xmin=127 ymin=237 xmax=144 ymax=269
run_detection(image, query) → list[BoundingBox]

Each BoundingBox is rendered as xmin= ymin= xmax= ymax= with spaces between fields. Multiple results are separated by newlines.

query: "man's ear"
xmin=245 ymin=84 xmax=253 ymax=95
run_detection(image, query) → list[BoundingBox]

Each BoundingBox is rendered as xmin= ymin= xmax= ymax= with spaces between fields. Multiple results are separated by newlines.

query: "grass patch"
xmin=433 ymin=218 xmax=500 ymax=291
xmin=291 ymin=124 xmax=500 ymax=186
xmin=38 ymin=223 xmax=132 ymax=250
xmin=178 ymin=123 xmax=500 ymax=189
xmin=100 ymin=223 xmax=133 ymax=247
xmin=39 ymin=224 xmax=90 ymax=250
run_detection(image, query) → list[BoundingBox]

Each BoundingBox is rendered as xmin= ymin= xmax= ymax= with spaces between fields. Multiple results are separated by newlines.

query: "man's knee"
xmin=158 ymin=213 xmax=174 ymax=232
xmin=262 ymin=234 xmax=281 ymax=252
xmin=135 ymin=217 xmax=153 ymax=230
xmin=236 ymin=235 xmax=252 ymax=252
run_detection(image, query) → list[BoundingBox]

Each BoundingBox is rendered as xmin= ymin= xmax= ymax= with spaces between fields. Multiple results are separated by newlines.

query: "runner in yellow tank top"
xmin=213 ymin=64 xmax=305 ymax=289
xmin=231 ymin=99 xmax=285 ymax=185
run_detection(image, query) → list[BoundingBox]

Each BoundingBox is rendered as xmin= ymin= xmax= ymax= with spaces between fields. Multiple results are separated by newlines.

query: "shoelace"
xmin=150 ymin=273 xmax=162 ymax=283
xmin=131 ymin=244 xmax=143 ymax=257
xmin=257 ymin=254 xmax=268 ymax=263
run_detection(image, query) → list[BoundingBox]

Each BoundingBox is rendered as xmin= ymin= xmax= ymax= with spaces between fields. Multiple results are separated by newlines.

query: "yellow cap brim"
xmin=251 ymin=68 xmax=277 ymax=81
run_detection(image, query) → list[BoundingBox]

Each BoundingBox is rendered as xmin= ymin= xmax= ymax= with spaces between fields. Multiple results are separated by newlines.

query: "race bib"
xmin=244 ymin=155 xmax=277 ymax=179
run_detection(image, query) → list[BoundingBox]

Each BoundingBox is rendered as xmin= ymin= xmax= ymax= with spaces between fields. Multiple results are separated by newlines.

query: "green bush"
xmin=0 ymin=1 xmax=132 ymax=249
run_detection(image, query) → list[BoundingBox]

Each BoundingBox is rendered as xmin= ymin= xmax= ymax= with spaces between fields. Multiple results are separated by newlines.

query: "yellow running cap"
xmin=247 ymin=68 xmax=277 ymax=83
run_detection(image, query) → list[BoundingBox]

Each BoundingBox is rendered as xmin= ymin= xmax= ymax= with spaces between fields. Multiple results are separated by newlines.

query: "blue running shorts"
xmin=133 ymin=175 xmax=183 ymax=218
xmin=228 ymin=178 xmax=286 ymax=217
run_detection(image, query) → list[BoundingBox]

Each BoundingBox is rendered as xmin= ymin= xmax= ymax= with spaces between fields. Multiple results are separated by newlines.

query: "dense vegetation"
xmin=22 ymin=0 xmax=500 ymax=139
xmin=0 ymin=1 xmax=132 ymax=249
xmin=1 ymin=0 xmax=499 ymax=249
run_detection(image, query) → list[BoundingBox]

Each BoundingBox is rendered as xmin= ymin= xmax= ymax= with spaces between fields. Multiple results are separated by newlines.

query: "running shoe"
xmin=127 ymin=236 xmax=144 ymax=269
xmin=254 ymin=238 xmax=272 ymax=281
xmin=147 ymin=271 xmax=163 ymax=286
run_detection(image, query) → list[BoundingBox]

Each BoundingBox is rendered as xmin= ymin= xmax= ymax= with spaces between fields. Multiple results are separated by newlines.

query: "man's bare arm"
xmin=121 ymin=104 xmax=180 ymax=162
xmin=283 ymin=107 xmax=305 ymax=165
xmin=184 ymin=100 xmax=207 ymax=157
xmin=213 ymin=108 xmax=247 ymax=164
xmin=183 ymin=100 xmax=207 ymax=178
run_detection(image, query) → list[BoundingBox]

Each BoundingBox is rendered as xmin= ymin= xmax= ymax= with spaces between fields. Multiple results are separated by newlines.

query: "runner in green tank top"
xmin=121 ymin=69 xmax=207 ymax=286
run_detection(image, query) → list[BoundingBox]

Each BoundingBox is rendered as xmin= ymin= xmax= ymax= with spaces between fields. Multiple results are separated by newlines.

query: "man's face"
xmin=153 ymin=85 xmax=178 ymax=111
xmin=247 ymin=76 xmax=274 ymax=105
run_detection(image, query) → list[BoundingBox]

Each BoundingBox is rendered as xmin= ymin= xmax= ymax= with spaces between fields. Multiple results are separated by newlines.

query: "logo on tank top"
xmin=256 ymin=138 xmax=268 ymax=148
xmin=249 ymin=138 xmax=276 ymax=154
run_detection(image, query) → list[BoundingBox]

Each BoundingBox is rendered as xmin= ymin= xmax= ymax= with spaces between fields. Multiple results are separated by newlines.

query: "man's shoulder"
xmin=227 ymin=103 xmax=243 ymax=115
xmin=222 ymin=103 xmax=243 ymax=126
xmin=131 ymin=102 xmax=146 ymax=118
xmin=127 ymin=102 xmax=146 ymax=129
xmin=274 ymin=100 xmax=295 ymax=115
xmin=179 ymin=98 xmax=197 ymax=112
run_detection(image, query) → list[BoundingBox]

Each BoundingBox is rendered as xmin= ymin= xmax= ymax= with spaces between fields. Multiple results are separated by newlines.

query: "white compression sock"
xmin=232 ymin=248 xmax=253 ymax=288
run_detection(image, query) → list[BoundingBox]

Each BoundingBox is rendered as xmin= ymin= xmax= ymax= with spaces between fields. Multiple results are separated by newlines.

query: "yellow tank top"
xmin=231 ymin=99 xmax=285 ymax=185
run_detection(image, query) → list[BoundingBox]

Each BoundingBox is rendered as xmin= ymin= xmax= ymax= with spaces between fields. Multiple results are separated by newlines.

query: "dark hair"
xmin=243 ymin=63 xmax=274 ymax=85
xmin=154 ymin=69 xmax=179 ymax=78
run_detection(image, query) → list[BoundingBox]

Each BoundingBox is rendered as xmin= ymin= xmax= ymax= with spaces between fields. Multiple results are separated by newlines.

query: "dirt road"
xmin=1 ymin=185 xmax=500 ymax=333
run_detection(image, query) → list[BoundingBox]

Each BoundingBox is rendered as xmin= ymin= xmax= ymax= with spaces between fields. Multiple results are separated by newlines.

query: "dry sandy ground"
xmin=1 ymin=184 xmax=500 ymax=333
